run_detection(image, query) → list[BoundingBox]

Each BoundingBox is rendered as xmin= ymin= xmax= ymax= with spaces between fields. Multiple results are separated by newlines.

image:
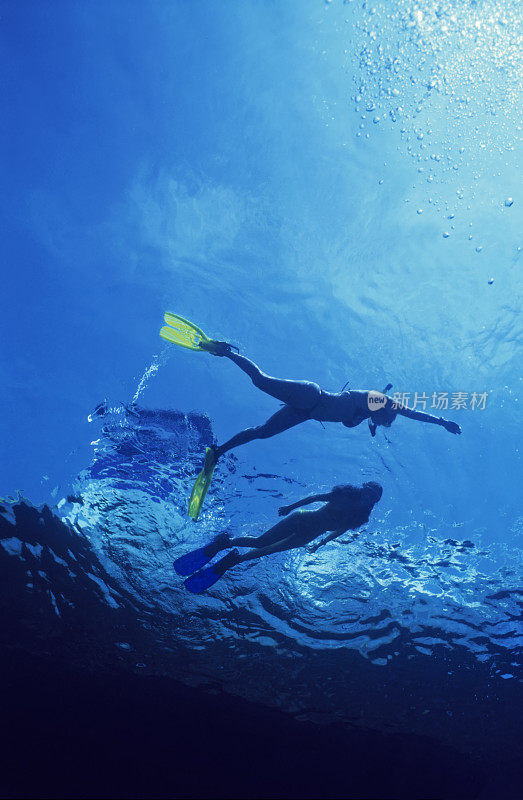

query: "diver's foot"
xmin=202 ymin=533 xmax=231 ymax=560
xmin=212 ymin=445 xmax=224 ymax=461
xmin=200 ymin=339 xmax=239 ymax=357
xmin=214 ymin=548 xmax=240 ymax=575
xmin=209 ymin=532 xmax=232 ymax=554
xmin=202 ymin=446 xmax=218 ymax=473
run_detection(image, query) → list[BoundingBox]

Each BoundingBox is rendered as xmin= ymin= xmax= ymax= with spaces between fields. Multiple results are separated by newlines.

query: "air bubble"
xmin=417 ymin=208 xmax=423 ymax=214
xmin=442 ymin=232 xmax=450 ymax=238
xmin=504 ymin=197 xmax=514 ymax=207
xmin=475 ymin=246 xmax=483 ymax=253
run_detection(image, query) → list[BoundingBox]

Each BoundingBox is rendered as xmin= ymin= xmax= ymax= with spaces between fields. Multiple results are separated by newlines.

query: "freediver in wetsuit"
xmin=174 ymin=481 xmax=383 ymax=593
xmin=209 ymin=346 xmax=461 ymax=459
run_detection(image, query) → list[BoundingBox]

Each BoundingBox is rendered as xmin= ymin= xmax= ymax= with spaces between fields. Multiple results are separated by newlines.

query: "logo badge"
xmin=367 ymin=390 xmax=387 ymax=411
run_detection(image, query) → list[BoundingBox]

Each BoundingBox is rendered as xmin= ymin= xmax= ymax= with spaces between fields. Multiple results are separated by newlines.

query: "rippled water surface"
xmin=69 ymin=406 xmax=522 ymax=664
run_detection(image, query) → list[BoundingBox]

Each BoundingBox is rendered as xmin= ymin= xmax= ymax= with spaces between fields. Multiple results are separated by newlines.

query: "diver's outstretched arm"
xmin=396 ymin=405 xmax=461 ymax=435
xmin=278 ymin=493 xmax=331 ymax=516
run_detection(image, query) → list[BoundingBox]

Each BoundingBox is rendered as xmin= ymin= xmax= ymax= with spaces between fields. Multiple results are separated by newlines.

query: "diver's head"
xmin=368 ymin=400 xmax=398 ymax=437
xmin=361 ymin=481 xmax=383 ymax=506
xmin=331 ymin=482 xmax=383 ymax=515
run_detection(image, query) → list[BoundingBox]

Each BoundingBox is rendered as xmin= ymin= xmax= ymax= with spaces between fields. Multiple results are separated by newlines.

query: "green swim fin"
xmin=160 ymin=313 xmax=211 ymax=351
xmin=160 ymin=312 xmax=237 ymax=355
xmin=188 ymin=447 xmax=217 ymax=520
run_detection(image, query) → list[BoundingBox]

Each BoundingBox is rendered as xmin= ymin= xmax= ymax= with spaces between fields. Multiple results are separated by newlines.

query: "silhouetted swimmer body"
xmin=209 ymin=347 xmax=461 ymax=460
xmin=175 ymin=482 xmax=383 ymax=593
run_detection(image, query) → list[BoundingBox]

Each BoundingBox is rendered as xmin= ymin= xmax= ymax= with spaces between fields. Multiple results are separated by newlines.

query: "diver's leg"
xmin=236 ymin=533 xmax=309 ymax=563
xmin=224 ymin=352 xmax=321 ymax=410
xmin=215 ymin=405 xmax=307 ymax=458
xmin=229 ymin=516 xmax=299 ymax=549
xmin=211 ymin=534 xmax=309 ymax=578
xmin=183 ymin=533 xmax=309 ymax=592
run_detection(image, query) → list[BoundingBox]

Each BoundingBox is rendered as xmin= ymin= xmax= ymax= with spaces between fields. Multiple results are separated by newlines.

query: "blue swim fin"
xmin=173 ymin=547 xmax=212 ymax=576
xmin=173 ymin=534 xmax=231 ymax=576
xmin=184 ymin=549 xmax=239 ymax=594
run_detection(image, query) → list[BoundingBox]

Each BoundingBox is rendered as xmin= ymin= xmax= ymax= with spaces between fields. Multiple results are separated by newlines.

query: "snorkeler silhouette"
xmin=209 ymin=349 xmax=461 ymax=450
xmin=174 ymin=482 xmax=383 ymax=593
xmin=159 ymin=313 xmax=461 ymax=519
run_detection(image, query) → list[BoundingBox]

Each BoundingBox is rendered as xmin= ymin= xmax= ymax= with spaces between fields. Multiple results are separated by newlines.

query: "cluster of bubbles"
xmin=131 ymin=349 xmax=170 ymax=404
xmin=333 ymin=0 xmax=521 ymax=245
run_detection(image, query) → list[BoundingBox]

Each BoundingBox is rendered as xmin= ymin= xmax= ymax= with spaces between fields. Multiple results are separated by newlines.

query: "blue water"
xmin=1 ymin=0 xmax=521 ymax=781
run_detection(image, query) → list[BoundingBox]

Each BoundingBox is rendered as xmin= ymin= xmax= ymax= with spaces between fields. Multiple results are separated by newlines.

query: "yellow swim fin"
xmin=188 ymin=447 xmax=217 ymax=520
xmin=160 ymin=312 xmax=238 ymax=355
xmin=160 ymin=313 xmax=211 ymax=351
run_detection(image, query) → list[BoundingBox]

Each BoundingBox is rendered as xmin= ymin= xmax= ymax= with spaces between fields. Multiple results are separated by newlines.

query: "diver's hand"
xmin=441 ymin=418 xmax=461 ymax=435
xmin=278 ymin=505 xmax=291 ymax=517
